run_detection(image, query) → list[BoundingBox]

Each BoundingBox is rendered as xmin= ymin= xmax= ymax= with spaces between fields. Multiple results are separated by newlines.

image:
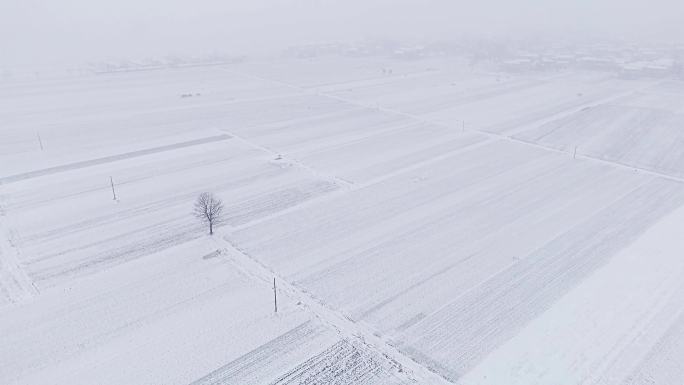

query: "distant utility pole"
xmin=110 ymin=176 xmax=117 ymax=200
xmin=273 ymin=277 xmax=278 ymax=313
xmin=573 ymin=146 xmax=578 ymax=159
xmin=37 ymin=132 xmax=44 ymax=151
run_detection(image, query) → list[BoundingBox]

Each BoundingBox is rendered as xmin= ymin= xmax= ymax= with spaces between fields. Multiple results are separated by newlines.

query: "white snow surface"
xmin=2 ymin=57 xmax=684 ymax=384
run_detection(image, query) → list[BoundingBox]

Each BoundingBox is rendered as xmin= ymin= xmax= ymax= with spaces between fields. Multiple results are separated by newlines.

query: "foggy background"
xmin=2 ymin=0 xmax=683 ymax=69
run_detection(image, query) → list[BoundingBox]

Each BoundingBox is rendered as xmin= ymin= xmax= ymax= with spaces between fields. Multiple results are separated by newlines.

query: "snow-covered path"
xmin=216 ymin=235 xmax=450 ymax=384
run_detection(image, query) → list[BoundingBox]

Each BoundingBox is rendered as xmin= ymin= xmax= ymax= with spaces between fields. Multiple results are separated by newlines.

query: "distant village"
xmin=282 ymin=39 xmax=684 ymax=80
xmin=498 ymin=44 xmax=683 ymax=79
xmin=2 ymin=39 xmax=682 ymax=81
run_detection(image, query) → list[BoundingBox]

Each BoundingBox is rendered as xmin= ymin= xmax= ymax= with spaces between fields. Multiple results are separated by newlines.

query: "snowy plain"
xmin=2 ymin=57 xmax=684 ymax=384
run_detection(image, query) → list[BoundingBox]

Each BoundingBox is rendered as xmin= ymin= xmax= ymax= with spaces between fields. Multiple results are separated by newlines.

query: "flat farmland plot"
xmin=4 ymin=58 xmax=684 ymax=385
xmin=413 ymin=74 xmax=641 ymax=133
xmin=228 ymin=138 xmax=684 ymax=382
xmin=322 ymin=70 xmax=641 ymax=136
xmin=234 ymin=56 xmax=440 ymax=90
xmin=294 ymin=126 xmax=486 ymax=184
xmin=514 ymin=81 xmax=684 ymax=178
xmin=227 ymin=105 xmax=489 ymax=184
xmin=321 ymin=70 xmax=544 ymax=122
xmin=0 ymin=67 xmax=299 ymax=172
xmin=226 ymin=106 xmax=410 ymax=155
xmin=0 ymin=241 xmax=339 ymax=385
xmin=194 ymin=334 xmax=408 ymax=385
xmin=458 ymin=204 xmax=684 ymax=385
xmin=322 ymin=69 xmax=506 ymax=107
xmin=623 ymin=309 xmax=684 ymax=385
xmin=0 ymin=137 xmax=339 ymax=292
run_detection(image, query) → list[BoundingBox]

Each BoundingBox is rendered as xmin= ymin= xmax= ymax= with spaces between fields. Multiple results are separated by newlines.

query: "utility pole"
xmin=110 ymin=176 xmax=117 ymax=200
xmin=273 ymin=277 xmax=278 ymax=313
xmin=37 ymin=132 xmax=44 ymax=151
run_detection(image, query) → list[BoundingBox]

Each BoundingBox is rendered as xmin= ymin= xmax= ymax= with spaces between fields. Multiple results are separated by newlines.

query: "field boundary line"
xmin=0 ymin=134 xmax=232 ymax=185
xmin=212 ymin=235 xmax=453 ymax=385
xmin=499 ymin=79 xmax=662 ymax=137
xmin=225 ymin=68 xmax=684 ymax=185
xmin=227 ymin=135 xmax=494 ymax=233
xmin=223 ymin=130 xmax=354 ymax=189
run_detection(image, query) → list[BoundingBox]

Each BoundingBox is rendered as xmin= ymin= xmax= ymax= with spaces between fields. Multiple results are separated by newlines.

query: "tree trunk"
xmin=209 ymin=222 xmax=213 ymax=235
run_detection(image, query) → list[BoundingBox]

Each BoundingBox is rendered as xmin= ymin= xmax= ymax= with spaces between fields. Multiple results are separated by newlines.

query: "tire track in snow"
xmin=0 ymin=205 xmax=38 ymax=305
xmin=271 ymin=339 xmax=407 ymax=385
xmin=622 ymin=288 xmax=684 ymax=385
xmin=214 ymin=236 xmax=453 ymax=385
xmin=397 ymin=178 xmax=684 ymax=381
xmin=190 ymin=321 xmax=333 ymax=385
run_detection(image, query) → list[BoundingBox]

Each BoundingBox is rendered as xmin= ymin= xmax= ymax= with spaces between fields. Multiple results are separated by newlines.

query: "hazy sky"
xmin=2 ymin=0 xmax=683 ymax=68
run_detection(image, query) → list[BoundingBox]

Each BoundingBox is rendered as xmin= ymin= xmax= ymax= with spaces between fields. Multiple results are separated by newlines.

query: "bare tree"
xmin=193 ymin=192 xmax=224 ymax=235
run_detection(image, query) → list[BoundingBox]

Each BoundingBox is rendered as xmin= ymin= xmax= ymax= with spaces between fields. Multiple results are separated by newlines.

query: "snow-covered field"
xmin=514 ymin=81 xmax=684 ymax=178
xmin=2 ymin=57 xmax=684 ymax=384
